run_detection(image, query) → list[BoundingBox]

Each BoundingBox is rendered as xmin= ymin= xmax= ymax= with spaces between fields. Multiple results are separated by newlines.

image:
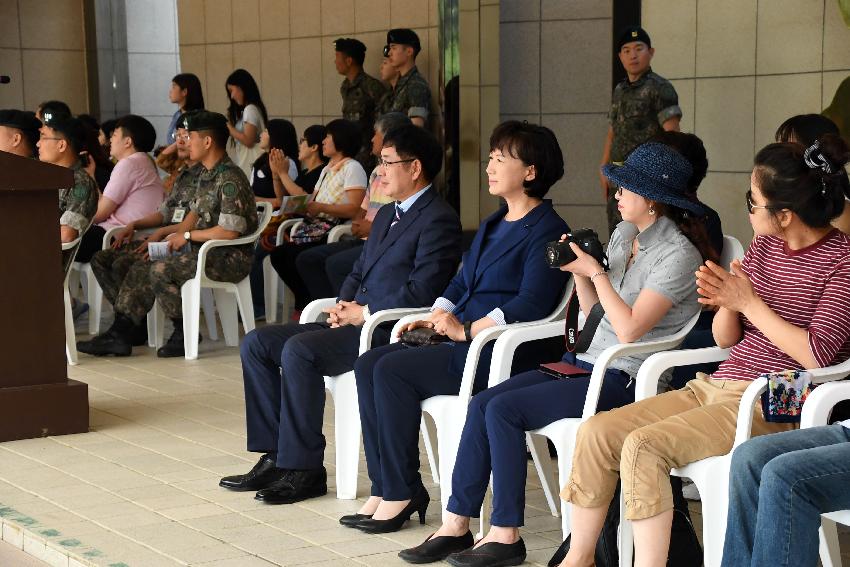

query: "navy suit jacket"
xmin=440 ymin=200 xmax=570 ymax=375
xmin=338 ymin=187 xmax=462 ymax=312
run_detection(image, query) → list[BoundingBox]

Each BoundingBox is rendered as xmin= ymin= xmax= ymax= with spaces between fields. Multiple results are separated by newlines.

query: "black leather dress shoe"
xmin=254 ymin=467 xmax=327 ymax=504
xmin=446 ymin=539 xmax=527 ymax=567
xmin=219 ymin=454 xmax=287 ymax=491
xmin=399 ymin=531 xmax=474 ymax=564
xmin=339 ymin=513 xmax=373 ymax=527
xmin=355 ymin=487 xmax=430 ymax=534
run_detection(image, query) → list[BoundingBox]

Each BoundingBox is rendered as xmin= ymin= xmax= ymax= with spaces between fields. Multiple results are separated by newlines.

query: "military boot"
xmin=156 ymin=318 xmax=185 ymax=358
xmin=76 ymin=313 xmax=134 ymax=356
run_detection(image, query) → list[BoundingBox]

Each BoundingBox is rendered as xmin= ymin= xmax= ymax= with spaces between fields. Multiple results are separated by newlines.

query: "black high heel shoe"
xmin=354 ymin=488 xmax=430 ymax=534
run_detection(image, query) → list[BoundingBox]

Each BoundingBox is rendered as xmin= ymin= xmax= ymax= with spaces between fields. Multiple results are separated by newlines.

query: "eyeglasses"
xmin=745 ymin=189 xmax=775 ymax=214
xmin=39 ymin=135 xmax=63 ymax=142
xmin=176 ymin=133 xmax=190 ymax=142
xmin=299 ymin=138 xmax=306 ymax=144
xmin=379 ymin=158 xmax=415 ymax=168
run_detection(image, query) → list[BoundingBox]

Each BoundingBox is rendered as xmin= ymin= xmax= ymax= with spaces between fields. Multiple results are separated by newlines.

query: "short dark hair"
xmin=100 ymin=118 xmax=118 ymax=139
xmin=374 ymin=112 xmax=411 ymax=135
xmin=115 ymin=114 xmax=157 ymax=152
xmin=652 ymin=131 xmax=708 ymax=193
xmin=325 ymin=119 xmax=362 ymax=158
xmin=488 ymin=120 xmax=564 ymax=199
xmin=382 ymin=123 xmax=443 ymax=182
xmin=775 ymin=114 xmax=839 ymax=146
xmin=47 ymin=116 xmax=88 ymax=159
xmin=172 ymin=73 xmax=205 ymax=111
xmin=197 ymin=124 xmax=229 ymax=150
xmin=754 ymin=134 xmax=850 ymax=228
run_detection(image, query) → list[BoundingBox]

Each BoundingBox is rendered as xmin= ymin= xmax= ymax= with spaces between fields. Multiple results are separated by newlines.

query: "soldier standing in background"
xmin=335 ymin=38 xmax=387 ymax=172
xmin=378 ymin=28 xmax=431 ymax=128
xmin=601 ymin=26 xmax=682 ymax=235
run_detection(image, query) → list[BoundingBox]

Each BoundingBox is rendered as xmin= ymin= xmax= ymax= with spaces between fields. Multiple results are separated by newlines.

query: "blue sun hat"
xmin=602 ymin=142 xmax=705 ymax=215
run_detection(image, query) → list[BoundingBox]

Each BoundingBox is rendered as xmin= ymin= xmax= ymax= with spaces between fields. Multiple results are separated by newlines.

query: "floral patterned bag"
xmin=760 ymin=369 xmax=815 ymax=423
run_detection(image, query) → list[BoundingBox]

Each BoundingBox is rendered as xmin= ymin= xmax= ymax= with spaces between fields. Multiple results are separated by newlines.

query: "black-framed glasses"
xmin=379 ymin=157 xmax=415 ymax=168
xmin=745 ymin=189 xmax=775 ymax=214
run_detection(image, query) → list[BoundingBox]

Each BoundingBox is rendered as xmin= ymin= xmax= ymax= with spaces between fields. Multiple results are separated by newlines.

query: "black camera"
xmin=545 ymin=229 xmax=608 ymax=269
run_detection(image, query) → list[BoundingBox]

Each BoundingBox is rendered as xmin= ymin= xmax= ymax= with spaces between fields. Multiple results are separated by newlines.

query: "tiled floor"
xmin=0 ymin=316 xmax=846 ymax=566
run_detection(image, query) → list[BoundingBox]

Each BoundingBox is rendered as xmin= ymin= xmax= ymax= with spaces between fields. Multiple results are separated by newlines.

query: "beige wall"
xmin=0 ymin=0 xmax=89 ymax=114
xmin=499 ymin=0 xmax=613 ymax=238
xmin=177 ymin=0 xmax=441 ymax=139
xmin=645 ymin=0 xmax=850 ymax=246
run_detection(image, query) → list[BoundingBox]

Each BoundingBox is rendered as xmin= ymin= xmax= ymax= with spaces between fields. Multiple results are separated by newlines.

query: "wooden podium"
xmin=0 ymin=151 xmax=89 ymax=442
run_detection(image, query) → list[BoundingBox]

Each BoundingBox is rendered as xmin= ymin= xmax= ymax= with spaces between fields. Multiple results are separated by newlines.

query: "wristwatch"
xmin=463 ymin=320 xmax=473 ymax=342
xmin=184 ymin=230 xmax=192 ymax=241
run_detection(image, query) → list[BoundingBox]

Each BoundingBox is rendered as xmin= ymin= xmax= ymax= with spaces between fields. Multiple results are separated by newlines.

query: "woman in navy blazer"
xmin=341 ymin=121 xmax=570 ymax=534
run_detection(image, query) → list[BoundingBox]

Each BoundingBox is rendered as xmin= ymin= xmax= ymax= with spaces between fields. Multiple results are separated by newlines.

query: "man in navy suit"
xmin=220 ymin=124 xmax=462 ymax=504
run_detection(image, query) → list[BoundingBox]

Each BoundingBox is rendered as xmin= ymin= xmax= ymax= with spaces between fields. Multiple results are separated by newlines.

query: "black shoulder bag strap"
xmin=564 ymin=288 xmax=605 ymax=354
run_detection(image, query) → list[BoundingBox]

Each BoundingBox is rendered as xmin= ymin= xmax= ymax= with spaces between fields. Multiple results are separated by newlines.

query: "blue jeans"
xmin=722 ymin=424 xmax=850 ymax=567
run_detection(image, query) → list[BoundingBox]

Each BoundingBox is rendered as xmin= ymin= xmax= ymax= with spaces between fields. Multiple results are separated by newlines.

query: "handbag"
xmin=760 ymin=369 xmax=814 ymax=423
xmin=399 ymin=327 xmax=452 ymax=347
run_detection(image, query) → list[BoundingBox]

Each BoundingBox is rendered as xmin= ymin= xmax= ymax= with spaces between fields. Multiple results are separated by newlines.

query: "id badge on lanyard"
xmin=171 ymin=208 xmax=187 ymax=223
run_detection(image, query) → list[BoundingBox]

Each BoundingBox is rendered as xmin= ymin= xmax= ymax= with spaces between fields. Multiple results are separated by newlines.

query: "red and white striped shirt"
xmin=713 ymin=230 xmax=850 ymax=381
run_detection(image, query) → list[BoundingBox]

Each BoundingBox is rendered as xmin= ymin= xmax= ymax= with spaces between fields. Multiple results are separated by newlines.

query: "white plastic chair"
xmin=396 ymin=282 xmax=574 ymax=523
xmin=150 ymin=202 xmax=273 ymax=359
xmin=299 ymin=298 xmax=429 ymax=499
xmin=62 ymin=234 xmax=85 ymax=365
xmin=264 ymin=220 xmax=353 ymax=323
xmin=719 ymin=234 xmax=744 ymax=268
xmin=486 ymin=311 xmax=698 ymax=539
xmin=69 ymin=225 xmax=127 ymax=335
xmin=800 ymin=381 xmax=850 ymax=567
xmin=617 ymin=349 xmax=850 ymax=567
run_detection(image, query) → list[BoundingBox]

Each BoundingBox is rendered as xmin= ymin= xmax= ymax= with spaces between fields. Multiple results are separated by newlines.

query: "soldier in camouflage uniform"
xmin=78 ymin=113 xmax=205 ymax=355
xmin=36 ymin=116 xmax=99 ymax=272
xmin=78 ymin=111 xmax=258 ymax=358
xmin=378 ymin=29 xmax=431 ymax=128
xmin=601 ymin=26 xmax=682 ymax=235
xmin=335 ymin=38 xmax=387 ymax=172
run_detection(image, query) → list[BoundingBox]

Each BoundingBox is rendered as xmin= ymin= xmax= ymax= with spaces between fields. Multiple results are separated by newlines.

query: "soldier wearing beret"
xmin=335 ymin=38 xmax=387 ymax=171
xmin=36 ymin=115 xmax=99 ymax=271
xmin=77 ymin=111 xmax=258 ymax=358
xmin=601 ymin=26 xmax=682 ymax=235
xmin=0 ymin=109 xmax=40 ymax=158
xmin=377 ymin=28 xmax=431 ymax=128
xmin=78 ymin=112 xmax=206 ymax=355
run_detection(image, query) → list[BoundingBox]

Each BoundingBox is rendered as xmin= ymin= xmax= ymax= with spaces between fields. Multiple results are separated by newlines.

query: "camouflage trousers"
xmin=91 ymin=243 xmax=253 ymax=324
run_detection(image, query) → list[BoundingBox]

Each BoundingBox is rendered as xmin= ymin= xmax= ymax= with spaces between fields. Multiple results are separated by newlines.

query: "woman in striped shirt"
xmin=557 ymin=134 xmax=850 ymax=567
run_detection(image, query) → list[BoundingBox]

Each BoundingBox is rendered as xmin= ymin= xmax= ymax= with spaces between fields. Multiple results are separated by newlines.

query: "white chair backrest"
xmin=719 ymin=234 xmax=745 ymax=268
xmin=253 ymin=202 xmax=274 ymax=239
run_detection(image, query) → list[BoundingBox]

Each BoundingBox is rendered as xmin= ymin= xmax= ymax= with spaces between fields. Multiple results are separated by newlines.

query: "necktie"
xmin=390 ymin=203 xmax=404 ymax=228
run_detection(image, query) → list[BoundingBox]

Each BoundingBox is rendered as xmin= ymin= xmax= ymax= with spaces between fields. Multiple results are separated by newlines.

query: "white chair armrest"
xmin=102 ymin=225 xmax=127 ymax=247
xmin=487 ymin=320 xmax=566 ymax=388
xmin=801 ymin=381 xmax=850 ymax=428
xmin=275 ymin=218 xmax=302 ymax=245
xmin=300 ymin=297 xmax=337 ymax=323
xmin=327 ymin=223 xmax=353 ymax=243
xmin=359 ymin=307 xmax=429 ymax=354
xmin=732 ymin=377 xmax=768 ymax=447
xmin=634 ymin=347 xmax=732 ymax=401
xmin=288 ymin=220 xmax=305 ymax=239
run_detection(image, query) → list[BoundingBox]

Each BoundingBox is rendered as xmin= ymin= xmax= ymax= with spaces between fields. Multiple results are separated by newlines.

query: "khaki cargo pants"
xmin=561 ymin=374 xmax=795 ymax=520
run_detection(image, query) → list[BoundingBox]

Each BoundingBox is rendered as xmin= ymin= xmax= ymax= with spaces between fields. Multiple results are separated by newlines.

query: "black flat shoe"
xmin=339 ymin=513 xmax=373 ymax=527
xmin=77 ymin=333 xmax=132 ymax=357
xmin=219 ymin=454 xmax=287 ymax=491
xmin=446 ymin=539 xmax=527 ymax=567
xmin=354 ymin=488 xmax=430 ymax=534
xmin=254 ymin=467 xmax=327 ymax=504
xmin=399 ymin=531 xmax=474 ymax=564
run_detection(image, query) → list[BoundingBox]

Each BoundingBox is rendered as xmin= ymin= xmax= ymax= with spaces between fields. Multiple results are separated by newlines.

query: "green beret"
xmin=185 ymin=110 xmax=227 ymax=132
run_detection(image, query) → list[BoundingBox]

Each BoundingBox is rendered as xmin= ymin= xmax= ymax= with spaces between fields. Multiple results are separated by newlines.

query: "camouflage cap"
xmin=185 ymin=110 xmax=227 ymax=132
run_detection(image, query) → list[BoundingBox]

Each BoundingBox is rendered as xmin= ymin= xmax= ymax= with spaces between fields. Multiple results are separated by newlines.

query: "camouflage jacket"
xmin=377 ymin=66 xmax=431 ymax=122
xmin=609 ymin=68 xmax=681 ymax=163
xmin=58 ymin=163 xmax=98 ymax=234
xmin=341 ymin=71 xmax=387 ymax=124
xmin=159 ymin=162 xmax=203 ymax=226
xmin=191 ymin=156 xmax=258 ymax=254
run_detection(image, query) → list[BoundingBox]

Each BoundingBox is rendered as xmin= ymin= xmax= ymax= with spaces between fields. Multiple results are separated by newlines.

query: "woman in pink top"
xmin=556 ymin=135 xmax=850 ymax=567
xmin=75 ymin=115 xmax=165 ymax=263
